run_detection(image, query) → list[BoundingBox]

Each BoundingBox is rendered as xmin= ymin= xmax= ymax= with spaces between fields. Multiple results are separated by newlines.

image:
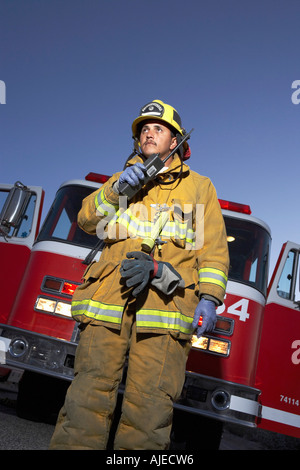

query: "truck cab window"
xmin=224 ymin=216 xmax=270 ymax=296
xmin=277 ymin=250 xmax=300 ymax=303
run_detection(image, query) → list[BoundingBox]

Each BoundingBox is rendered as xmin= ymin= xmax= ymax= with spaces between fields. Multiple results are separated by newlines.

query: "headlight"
xmin=36 ymin=297 xmax=56 ymax=313
xmin=192 ymin=335 xmax=231 ymax=357
xmin=35 ymin=296 xmax=72 ymax=318
xmin=55 ymin=301 xmax=72 ymax=317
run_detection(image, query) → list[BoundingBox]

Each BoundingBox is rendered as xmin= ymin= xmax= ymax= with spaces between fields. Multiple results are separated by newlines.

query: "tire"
xmin=170 ymin=409 xmax=223 ymax=450
xmin=16 ymin=371 xmax=69 ymax=424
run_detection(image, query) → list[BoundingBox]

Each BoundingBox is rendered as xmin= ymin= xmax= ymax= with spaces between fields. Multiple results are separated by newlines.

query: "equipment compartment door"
xmin=255 ymin=241 xmax=300 ymax=438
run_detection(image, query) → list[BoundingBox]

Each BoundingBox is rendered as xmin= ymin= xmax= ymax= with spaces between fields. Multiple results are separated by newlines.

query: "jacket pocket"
xmin=81 ymin=260 xmax=107 ymax=282
xmin=158 ymin=334 xmax=191 ymax=401
xmin=172 ymin=267 xmax=199 ymax=319
xmin=73 ymin=261 xmax=120 ymax=302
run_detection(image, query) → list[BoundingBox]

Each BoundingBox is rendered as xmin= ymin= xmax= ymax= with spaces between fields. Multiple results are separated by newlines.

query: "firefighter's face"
xmin=139 ymin=120 xmax=177 ymax=164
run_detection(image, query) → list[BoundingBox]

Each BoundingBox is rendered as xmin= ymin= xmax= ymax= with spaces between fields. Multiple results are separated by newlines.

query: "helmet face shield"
xmin=132 ymin=99 xmax=184 ymax=139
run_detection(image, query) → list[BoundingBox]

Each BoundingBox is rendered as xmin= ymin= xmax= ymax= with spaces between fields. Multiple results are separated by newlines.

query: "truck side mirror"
xmin=292 ymin=250 xmax=300 ymax=308
xmin=0 ymin=181 xmax=31 ymax=234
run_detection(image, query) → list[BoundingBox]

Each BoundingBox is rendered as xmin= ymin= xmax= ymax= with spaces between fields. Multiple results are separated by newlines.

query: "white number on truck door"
xmin=226 ymin=298 xmax=250 ymax=322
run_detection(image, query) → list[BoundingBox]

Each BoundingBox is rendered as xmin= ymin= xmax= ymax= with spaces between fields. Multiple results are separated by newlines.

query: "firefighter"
xmin=49 ymin=99 xmax=229 ymax=450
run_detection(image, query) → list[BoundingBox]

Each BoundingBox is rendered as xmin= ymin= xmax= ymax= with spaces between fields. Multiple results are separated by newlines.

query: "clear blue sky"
xmin=1 ymin=0 xmax=299 ymax=276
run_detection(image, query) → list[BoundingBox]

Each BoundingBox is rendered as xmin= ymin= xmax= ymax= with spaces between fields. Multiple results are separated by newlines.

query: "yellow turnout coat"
xmin=71 ymin=154 xmax=229 ymax=340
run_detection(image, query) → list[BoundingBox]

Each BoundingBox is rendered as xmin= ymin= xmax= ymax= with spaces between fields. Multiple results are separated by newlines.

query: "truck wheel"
xmin=16 ymin=371 xmax=70 ymax=424
xmin=171 ymin=409 xmax=223 ymax=450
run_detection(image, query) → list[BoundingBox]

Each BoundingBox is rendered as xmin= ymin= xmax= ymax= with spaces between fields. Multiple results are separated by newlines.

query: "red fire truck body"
xmin=0 ymin=176 xmax=299 ymax=443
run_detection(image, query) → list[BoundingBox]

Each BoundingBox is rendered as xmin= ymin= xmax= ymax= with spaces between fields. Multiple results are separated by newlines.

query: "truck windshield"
xmin=36 ymin=184 xmax=99 ymax=249
xmin=224 ymin=216 xmax=270 ymax=296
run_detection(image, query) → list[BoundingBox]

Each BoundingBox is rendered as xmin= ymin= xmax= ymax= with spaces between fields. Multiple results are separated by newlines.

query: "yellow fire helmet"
xmin=131 ymin=99 xmax=191 ymax=160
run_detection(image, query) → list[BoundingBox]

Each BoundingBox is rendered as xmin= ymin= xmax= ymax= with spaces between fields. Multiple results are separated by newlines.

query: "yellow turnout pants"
xmin=49 ymin=306 xmax=190 ymax=450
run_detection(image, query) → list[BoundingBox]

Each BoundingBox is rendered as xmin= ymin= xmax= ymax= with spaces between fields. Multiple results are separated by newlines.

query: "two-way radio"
xmin=119 ymin=128 xmax=194 ymax=199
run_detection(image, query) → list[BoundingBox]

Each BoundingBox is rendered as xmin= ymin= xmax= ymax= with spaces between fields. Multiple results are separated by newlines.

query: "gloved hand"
xmin=120 ymin=251 xmax=155 ymax=297
xmin=151 ymin=261 xmax=184 ymax=295
xmin=192 ymin=298 xmax=217 ymax=338
xmin=118 ymin=162 xmax=146 ymax=187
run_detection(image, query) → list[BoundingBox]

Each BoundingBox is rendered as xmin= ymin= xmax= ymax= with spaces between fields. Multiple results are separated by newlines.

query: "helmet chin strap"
xmin=133 ymin=138 xmax=144 ymax=158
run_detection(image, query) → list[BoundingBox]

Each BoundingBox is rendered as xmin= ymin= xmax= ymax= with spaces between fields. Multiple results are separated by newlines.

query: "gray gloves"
xmin=120 ymin=251 xmax=154 ymax=297
xmin=120 ymin=251 xmax=184 ymax=297
xmin=120 ymin=252 xmax=218 ymax=338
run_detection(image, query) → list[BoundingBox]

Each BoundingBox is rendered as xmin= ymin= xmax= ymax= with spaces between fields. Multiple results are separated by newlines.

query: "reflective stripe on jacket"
xmin=71 ymin=298 xmax=193 ymax=335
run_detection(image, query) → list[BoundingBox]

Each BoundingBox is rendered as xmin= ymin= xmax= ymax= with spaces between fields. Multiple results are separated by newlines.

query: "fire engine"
xmin=0 ymin=176 xmax=299 ymax=448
